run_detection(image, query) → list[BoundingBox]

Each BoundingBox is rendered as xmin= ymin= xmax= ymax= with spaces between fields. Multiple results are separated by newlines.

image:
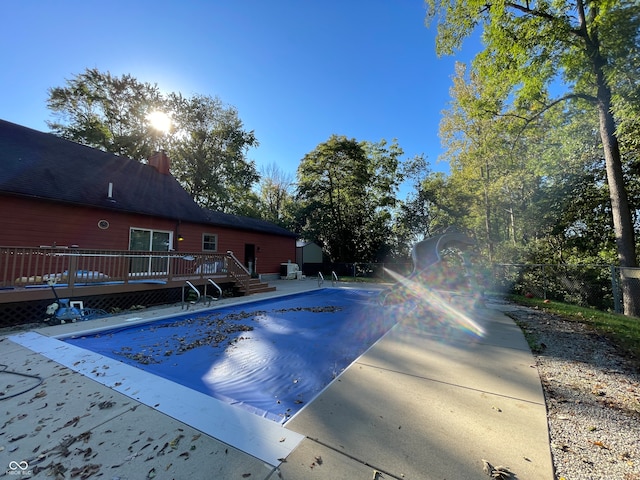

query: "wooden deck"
xmin=0 ymin=247 xmax=274 ymax=305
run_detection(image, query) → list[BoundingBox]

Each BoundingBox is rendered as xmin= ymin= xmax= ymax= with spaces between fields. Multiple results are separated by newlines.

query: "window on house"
xmin=202 ymin=234 xmax=218 ymax=252
xmin=129 ymin=228 xmax=171 ymax=275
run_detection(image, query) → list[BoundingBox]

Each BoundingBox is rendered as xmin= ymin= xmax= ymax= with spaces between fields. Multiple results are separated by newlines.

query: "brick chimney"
xmin=148 ymin=151 xmax=171 ymax=175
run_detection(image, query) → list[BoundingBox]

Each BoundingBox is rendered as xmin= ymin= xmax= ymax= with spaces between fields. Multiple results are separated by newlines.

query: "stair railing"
xmin=226 ymin=250 xmax=251 ymax=294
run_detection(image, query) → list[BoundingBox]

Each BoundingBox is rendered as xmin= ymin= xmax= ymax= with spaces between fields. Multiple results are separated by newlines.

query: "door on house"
xmin=129 ymin=228 xmax=171 ymax=276
xmin=244 ymin=243 xmax=255 ymax=275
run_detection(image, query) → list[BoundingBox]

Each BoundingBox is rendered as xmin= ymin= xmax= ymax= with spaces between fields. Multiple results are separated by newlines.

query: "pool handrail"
xmin=182 ymin=280 xmax=201 ymax=309
xmin=331 ymin=271 xmax=338 ymax=286
xmin=205 ymin=278 xmax=223 ymax=304
xmin=318 ymin=271 xmax=324 ymax=287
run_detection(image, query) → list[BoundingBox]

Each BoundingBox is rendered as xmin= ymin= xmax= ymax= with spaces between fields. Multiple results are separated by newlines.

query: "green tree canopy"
xmin=47 ymin=68 xmax=259 ymax=215
xmin=165 ymin=93 xmax=259 ymax=213
xmin=48 ymin=68 xmax=164 ymax=161
xmin=256 ymin=162 xmax=296 ymax=227
xmin=424 ymin=0 xmax=640 ymax=314
xmin=295 ymin=135 xmax=403 ymax=263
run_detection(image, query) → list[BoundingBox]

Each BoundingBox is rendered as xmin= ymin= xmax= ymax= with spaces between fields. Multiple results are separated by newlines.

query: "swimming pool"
xmin=62 ymin=288 xmax=396 ymax=423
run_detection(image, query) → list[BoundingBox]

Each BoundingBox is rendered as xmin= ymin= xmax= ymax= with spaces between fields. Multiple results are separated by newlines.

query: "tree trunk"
xmin=580 ymin=0 xmax=640 ymax=316
xmin=482 ymin=165 xmax=494 ymax=263
xmin=596 ymin=80 xmax=640 ymax=316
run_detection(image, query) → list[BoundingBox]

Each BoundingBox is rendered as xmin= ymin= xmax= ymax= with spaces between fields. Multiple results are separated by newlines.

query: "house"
xmin=0 ymin=119 xmax=296 ymax=273
xmin=0 ymin=119 xmax=297 ymax=323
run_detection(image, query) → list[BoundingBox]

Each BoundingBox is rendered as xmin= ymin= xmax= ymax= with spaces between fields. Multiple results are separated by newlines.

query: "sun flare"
xmin=147 ymin=110 xmax=171 ymax=133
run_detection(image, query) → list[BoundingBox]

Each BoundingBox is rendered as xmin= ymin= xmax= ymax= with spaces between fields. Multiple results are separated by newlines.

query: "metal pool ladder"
xmin=317 ymin=271 xmax=339 ymax=287
xmin=182 ymin=279 xmax=222 ymax=309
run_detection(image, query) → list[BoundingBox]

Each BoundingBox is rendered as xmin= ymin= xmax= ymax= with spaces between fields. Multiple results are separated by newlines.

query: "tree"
xmin=256 ymin=162 xmax=295 ymax=226
xmin=165 ymin=93 xmax=259 ymax=214
xmin=393 ymin=155 xmax=454 ymax=256
xmin=424 ymin=0 xmax=640 ymax=315
xmin=295 ymin=135 xmax=402 ymax=263
xmin=439 ymin=60 xmax=619 ymax=265
xmin=47 ymin=68 xmax=260 ymax=215
xmin=48 ymin=68 xmax=164 ymax=161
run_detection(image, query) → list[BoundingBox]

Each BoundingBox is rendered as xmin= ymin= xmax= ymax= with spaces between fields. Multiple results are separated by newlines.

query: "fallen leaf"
xmin=63 ymin=416 xmax=81 ymax=428
xmin=169 ymin=434 xmax=184 ymax=449
xmin=157 ymin=442 xmax=169 ymax=455
xmin=69 ymin=463 xmax=100 ymax=478
xmin=591 ymin=440 xmax=609 ymax=449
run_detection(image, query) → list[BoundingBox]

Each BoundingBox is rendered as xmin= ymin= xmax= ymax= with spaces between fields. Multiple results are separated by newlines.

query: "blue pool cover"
xmin=64 ymin=288 xmax=397 ymax=423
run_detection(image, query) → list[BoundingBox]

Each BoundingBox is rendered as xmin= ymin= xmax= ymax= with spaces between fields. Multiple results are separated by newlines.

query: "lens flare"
xmin=382 ymin=268 xmax=485 ymax=338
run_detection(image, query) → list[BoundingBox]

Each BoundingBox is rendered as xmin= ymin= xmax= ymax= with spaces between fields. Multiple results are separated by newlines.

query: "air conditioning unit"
xmin=280 ymin=262 xmax=300 ymax=279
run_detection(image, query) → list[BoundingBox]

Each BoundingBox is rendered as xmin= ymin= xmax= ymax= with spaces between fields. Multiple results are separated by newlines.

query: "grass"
xmin=334 ymin=276 xmax=389 ymax=284
xmin=509 ymin=294 xmax=640 ymax=361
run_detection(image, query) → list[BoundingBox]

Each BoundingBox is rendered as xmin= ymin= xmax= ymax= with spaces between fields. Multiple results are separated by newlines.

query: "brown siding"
xmin=0 ymin=196 xmax=178 ymax=249
xmin=1 ymin=196 xmax=296 ymax=274
xmin=175 ymin=223 xmax=296 ymax=274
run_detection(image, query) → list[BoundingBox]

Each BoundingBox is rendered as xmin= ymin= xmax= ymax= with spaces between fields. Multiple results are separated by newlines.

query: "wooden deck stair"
xmin=238 ymin=278 xmax=276 ymax=295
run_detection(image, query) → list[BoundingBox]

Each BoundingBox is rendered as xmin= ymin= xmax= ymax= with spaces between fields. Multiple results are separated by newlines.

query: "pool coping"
xmin=8 ymin=330 xmax=305 ymax=465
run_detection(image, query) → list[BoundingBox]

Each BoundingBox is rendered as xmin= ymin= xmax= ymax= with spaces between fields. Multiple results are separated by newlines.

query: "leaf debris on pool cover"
xmin=112 ymin=306 xmax=343 ymax=365
xmin=114 ymin=312 xmax=258 ymax=364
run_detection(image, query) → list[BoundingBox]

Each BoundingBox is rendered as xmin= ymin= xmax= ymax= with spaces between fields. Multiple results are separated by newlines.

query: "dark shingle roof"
xmin=0 ymin=119 xmax=296 ymax=237
xmin=204 ymin=210 xmax=297 ymax=237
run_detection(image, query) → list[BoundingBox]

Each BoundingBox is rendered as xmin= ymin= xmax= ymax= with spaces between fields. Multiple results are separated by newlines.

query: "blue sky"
xmin=2 ymin=1 xmax=480 ymax=193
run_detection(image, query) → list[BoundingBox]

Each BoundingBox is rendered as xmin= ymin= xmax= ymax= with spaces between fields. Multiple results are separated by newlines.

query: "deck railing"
xmin=225 ymin=250 xmax=251 ymax=294
xmin=0 ymin=246 xmax=245 ymax=289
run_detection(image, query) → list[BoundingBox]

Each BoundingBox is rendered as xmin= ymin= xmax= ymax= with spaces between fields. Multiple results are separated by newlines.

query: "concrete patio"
xmin=1 ymin=279 xmax=554 ymax=479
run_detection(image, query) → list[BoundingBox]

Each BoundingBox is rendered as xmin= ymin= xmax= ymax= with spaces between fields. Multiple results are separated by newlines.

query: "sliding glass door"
xmin=129 ymin=228 xmax=171 ymax=275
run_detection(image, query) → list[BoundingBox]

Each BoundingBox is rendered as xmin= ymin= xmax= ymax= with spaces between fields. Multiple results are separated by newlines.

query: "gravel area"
xmin=506 ymin=305 xmax=640 ymax=480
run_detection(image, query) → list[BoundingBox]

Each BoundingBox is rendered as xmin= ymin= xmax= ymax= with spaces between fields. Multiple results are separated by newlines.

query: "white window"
xmin=203 ymin=233 xmax=218 ymax=252
xmin=129 ymin=228 xmax=172 ymax=275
